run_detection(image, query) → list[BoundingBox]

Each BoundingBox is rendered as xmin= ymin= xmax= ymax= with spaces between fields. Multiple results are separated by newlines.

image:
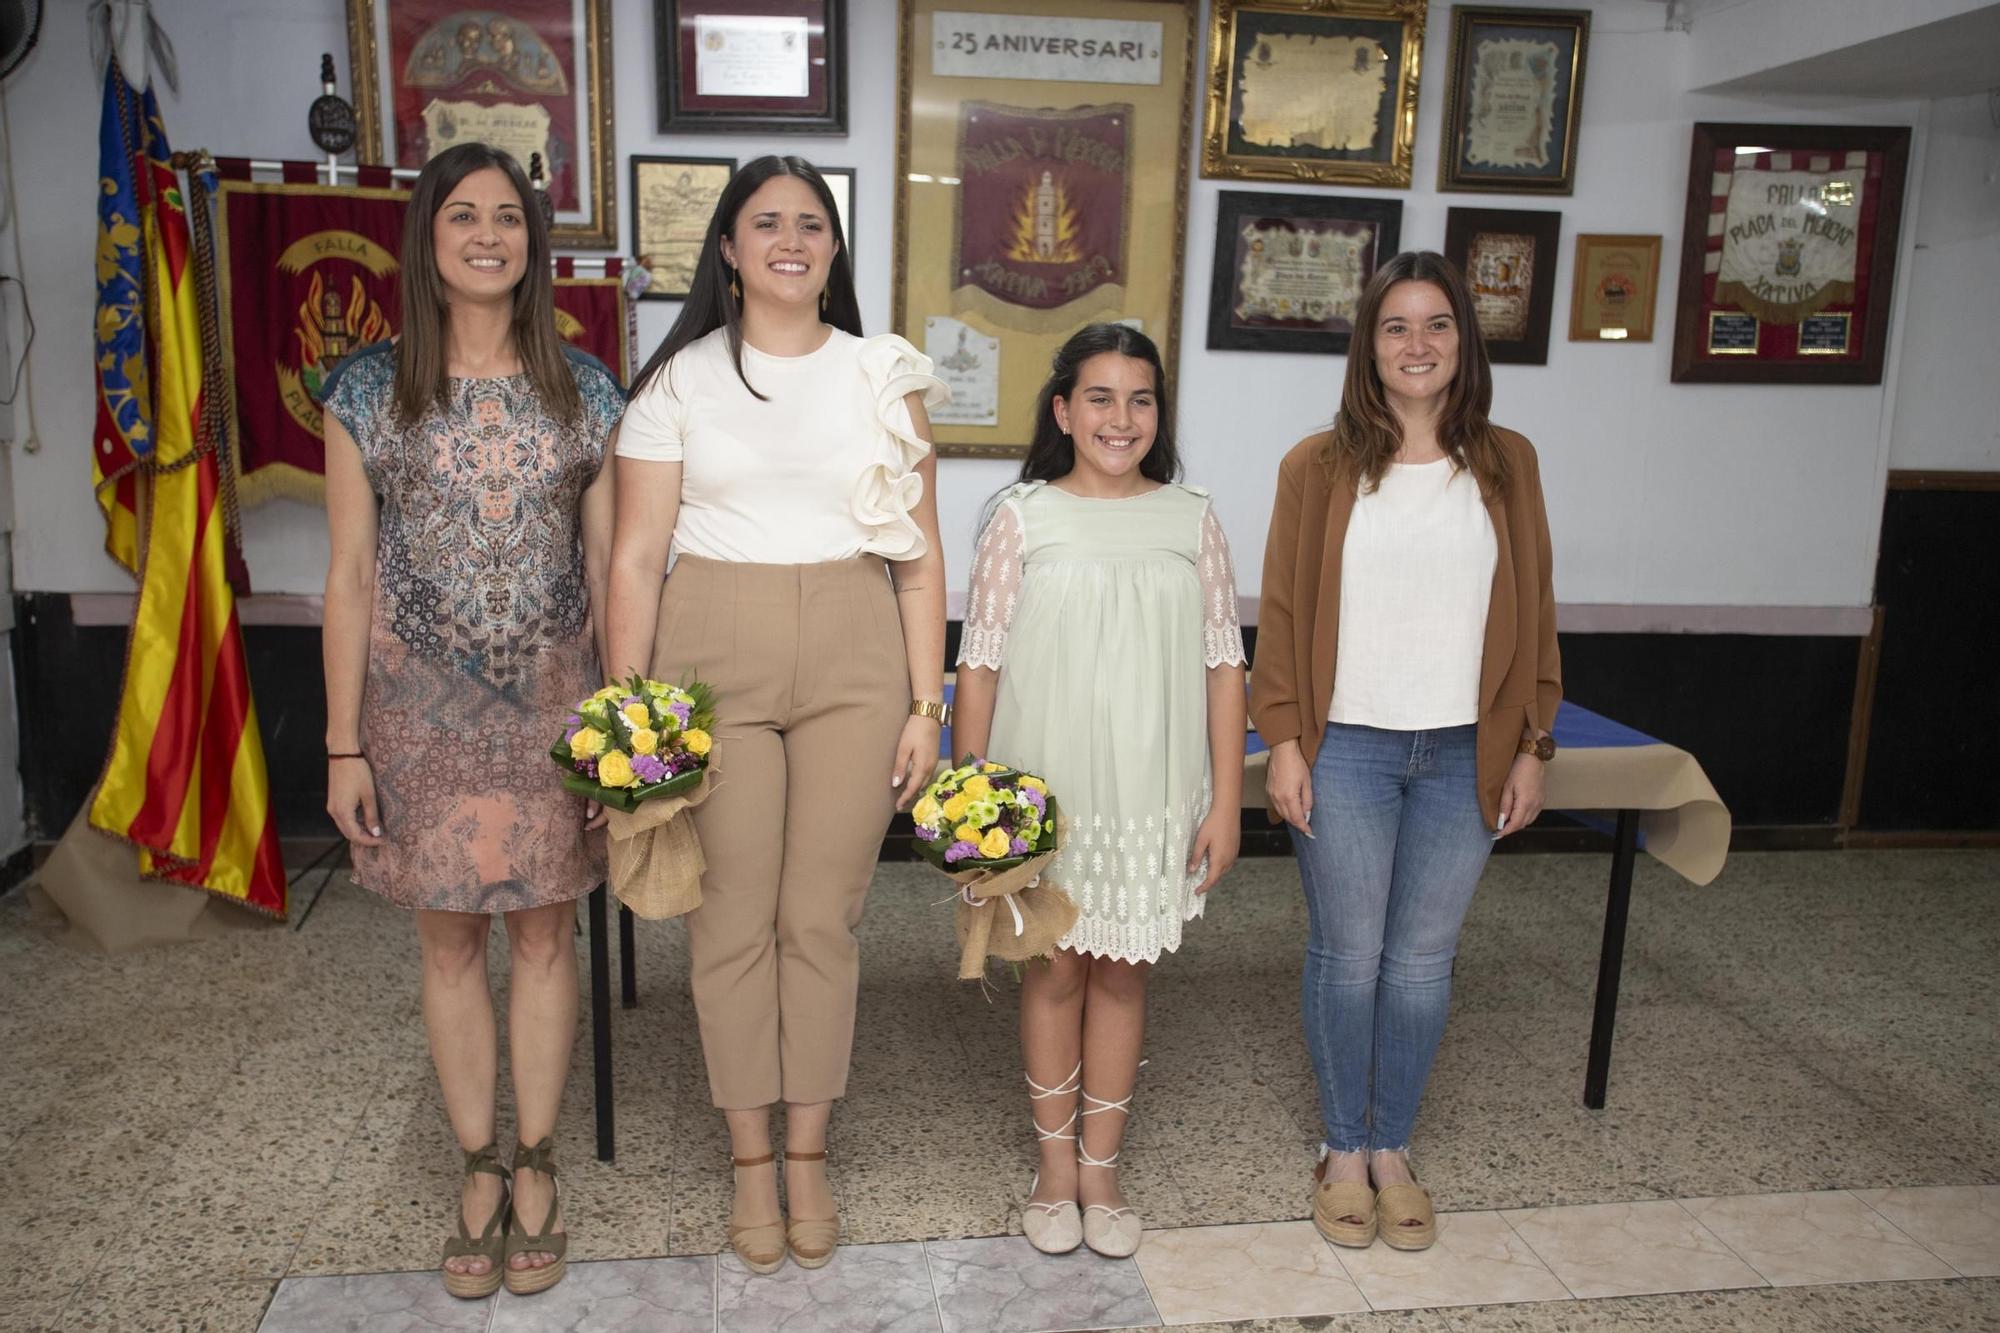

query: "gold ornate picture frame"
xmin=1438 ymin=5 xmax=1589 ymax=195
xmin=1200 ymin=0 xmax=1425 ymax=188
xmin=346 ymin=0 xmax=617 ymax=248
xmin=893 ymin=0 xmax=1197 ymax=458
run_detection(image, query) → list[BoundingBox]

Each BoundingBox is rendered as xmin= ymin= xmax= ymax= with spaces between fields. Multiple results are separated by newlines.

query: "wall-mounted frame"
xmin=1443 ymin=205 xmax=1562 ymax=365
xmin=1206 ymin=190 xmax=1403 ymax=354
xmin=893 ymin=0 xmax=1197 ymax=458
xmin=346 ymin=0 xmax=617 ymax=247
xmin=630 ymin=155 xmax=736 ymax=300
xmin=817 ymin=165 xmax=855 ymax=263
xmin=1200 ymin=0 xmax=1425 ymax=188
xmin=1437 ymin=5 xmax=1589 ymax=195
xmin=1670 ymin=123 xmax=1911 ymax=384
xmin=654 ymin=0 xmax=847 ymax=135
xmin=1569 ymin=233 xmax=1659 ymax=342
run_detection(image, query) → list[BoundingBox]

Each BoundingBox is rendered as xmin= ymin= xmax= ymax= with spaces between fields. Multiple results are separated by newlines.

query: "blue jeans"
xmin=1291 ymin=723 xmax=1493 ymax=1153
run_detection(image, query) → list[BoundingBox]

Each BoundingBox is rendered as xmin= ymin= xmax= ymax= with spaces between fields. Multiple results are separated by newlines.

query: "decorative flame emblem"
xmin=295 ymin=270 xmax=394 ymax=401
xmin=1005 ymin=171 xmax=1082 ymax=265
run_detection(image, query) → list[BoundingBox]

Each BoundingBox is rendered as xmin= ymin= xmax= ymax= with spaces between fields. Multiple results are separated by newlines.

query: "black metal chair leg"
xmin=588 ymin=882 xmax=614 ymax=1162
xmin=1583 ymin=810 xmax=1640 ymax=1110
xmin=619 ymin=903 xmax=638 ymax=1009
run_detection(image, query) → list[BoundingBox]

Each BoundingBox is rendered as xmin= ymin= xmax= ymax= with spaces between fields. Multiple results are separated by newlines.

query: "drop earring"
xmin=819 ymin=287 xmax=829 ymax=313
xmin=729 ymin=267 xmax=741 ymax=302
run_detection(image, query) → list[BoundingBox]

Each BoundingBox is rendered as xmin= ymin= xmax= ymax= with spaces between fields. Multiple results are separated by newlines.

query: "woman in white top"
xmin=1251 ymin=252 xmax=1561 ymax=1254
xmin=606 ymin=157 xmax=948 ymax=1275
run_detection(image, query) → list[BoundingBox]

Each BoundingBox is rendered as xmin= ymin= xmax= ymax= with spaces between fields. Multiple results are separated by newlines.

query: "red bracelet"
xmin=328 ymin=751 xmax=366 ymax=761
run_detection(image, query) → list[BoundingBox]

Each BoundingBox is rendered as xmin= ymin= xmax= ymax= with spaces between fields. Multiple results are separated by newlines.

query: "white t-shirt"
xmin=616 ymin=327 xmax=948 ymax=564
xmin=1329 ymin=458 xmax=1498 ymax=730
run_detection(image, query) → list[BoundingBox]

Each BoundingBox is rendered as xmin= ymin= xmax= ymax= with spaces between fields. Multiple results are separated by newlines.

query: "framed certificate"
xmin=1670 ymin=123 xmax=1911 ymax=384
xmin=630 ymin=155 xmax=736 ymax=300
xmin=1438 ymin=5 xmax=1589 ymax=195
xmin=654 ymin=0 xmax=847 ymax=134
xmin=1569 ymin=233 xmax=1660 ymax=342
xmin=1443 ymin=205 xmax=1562 ymax=366
xmin=346 ymin=0 xmax=617 ymax=247
xmin=894 ymin=0 xmax=1198 ymax=458
xmin=1201 ymin=0 xmax=1426 ymax=189
xmin=1206 ymin=191 xmax=1402 ymax=354
xmin=817 ymin=166 xmax=855 ymax=262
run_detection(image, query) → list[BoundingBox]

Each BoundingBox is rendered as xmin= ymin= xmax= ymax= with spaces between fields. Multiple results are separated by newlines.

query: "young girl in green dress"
xmin=951 ymin=323 xmax=1247 ymax=1258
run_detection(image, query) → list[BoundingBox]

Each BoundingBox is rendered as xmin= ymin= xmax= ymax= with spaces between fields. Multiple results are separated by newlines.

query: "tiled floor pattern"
xmin=5 ymin=848 xmax=1997 ymax=1331
xmin=251 ymin=1185 xmax=2000 ymax=1331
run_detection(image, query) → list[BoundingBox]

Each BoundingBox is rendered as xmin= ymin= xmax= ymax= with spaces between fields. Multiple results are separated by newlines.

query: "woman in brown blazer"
xmin=1251 ymin=251 xmax=1560 ymax=1253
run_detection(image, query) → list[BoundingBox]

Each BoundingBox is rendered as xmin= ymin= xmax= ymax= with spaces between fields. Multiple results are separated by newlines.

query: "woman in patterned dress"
xmin=320 ymin=143 xmax=621 ymax=1299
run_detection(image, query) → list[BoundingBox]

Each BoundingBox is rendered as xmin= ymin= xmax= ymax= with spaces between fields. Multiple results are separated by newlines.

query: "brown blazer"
xmin=1249 ymin=428 xmax=1561 ymax=827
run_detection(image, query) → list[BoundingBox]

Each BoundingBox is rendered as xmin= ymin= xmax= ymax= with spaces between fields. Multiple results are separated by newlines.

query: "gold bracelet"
xmin=910 ymin=699 xmax=950 ymax=725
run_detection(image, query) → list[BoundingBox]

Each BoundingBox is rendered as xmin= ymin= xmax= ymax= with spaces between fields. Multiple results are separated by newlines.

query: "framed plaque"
xmin=346 ymin=0 xmax=617 ymax=247
xmin=1569 ymin=233 xmax=1660 ymax=342
xmin=1670 ymin=123 xmax=1911 ymax=384
xmin=1201 ymin=0 xmax=1426 ymax=189
xmin=1443 ymin=205 xmax=1561 ymax=365
xmin=1438 ymin=6 xmax=1588 ymax=195
xmin=1206 ymin=190 xmax=1402 ymax=354
xmin=655 ymin=0 xmax=847 ymax=134
xmin=894 ymin=0 xmax=1198 ymax=458
xmin=631 ymin=155 xmax=736 ymax=300
xmin=817 ymin=165 xmax=855 ymax=261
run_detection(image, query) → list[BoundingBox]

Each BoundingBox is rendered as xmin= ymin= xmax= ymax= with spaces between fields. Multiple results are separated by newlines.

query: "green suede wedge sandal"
xmin=441 ymin=1144 xmax=511 ymax=1300
xmin=503 ymin=1137 xmax=569 ymax=1295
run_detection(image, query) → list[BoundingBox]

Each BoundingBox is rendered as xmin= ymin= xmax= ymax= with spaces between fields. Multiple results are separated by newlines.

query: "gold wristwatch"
xmin=911 ymin=699 xmax=951 ymax=725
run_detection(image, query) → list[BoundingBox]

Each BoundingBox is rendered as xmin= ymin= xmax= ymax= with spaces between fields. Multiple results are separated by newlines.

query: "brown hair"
xmin=1318 ymin=250 xmax=1510 ymax=498
xmin=392 ymin=142 xmax=581 ymax=425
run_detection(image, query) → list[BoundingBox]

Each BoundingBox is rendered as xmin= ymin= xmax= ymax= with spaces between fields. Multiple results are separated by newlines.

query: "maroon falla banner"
xmin=954 ymin=102 xmax=1129 ymax=322
xmin=214 ymin=175 xmax=628 ymax=503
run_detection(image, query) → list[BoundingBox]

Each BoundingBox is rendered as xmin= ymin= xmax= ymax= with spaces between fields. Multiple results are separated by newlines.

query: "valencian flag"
xmin=88 ymin=112 xmax=288 ymax=915
xmin=92 ymin=58 xmax=157 ymax=575
xmin=213 ymin=167 xmax=630 ymax=503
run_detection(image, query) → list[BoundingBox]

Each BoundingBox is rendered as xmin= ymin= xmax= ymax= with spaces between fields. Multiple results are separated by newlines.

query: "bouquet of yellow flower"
xmin=550 ymin=675 xmax=715 ymax=813
xmin=552 ymin=676 xmax=719 ymax=921
xmin=912 ymin=757 xmax=1074 ymax=979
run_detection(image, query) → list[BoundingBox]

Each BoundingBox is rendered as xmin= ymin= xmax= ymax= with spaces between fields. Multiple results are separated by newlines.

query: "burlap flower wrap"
xmin=604 ymin=763 xmax=718 ymax=919
xmin=949 ymin=852 xmax=1076 ymax=980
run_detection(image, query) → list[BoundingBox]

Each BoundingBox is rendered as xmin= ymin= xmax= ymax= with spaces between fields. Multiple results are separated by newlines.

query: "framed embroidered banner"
xmin=1200 ymin=0 xmax=1426 ymax=189
xmin=212 ymin=168 xmax=632 ymax=503
xmin=1670 ymin=123 xmax=1910 ymax=384
xmin=1437 ymin=5 xmax=1588 ymax=195
xmin=1205 ymin=190 xmax=1402 ymax=355
xmin=346 ymin=0 xmax=617 ymax=247
xmin=1443 ymin=205 xmax=1562 ymax=366
xmin=893 ymin=0 xmax=1197 ymax=458
xmin=654 ymin=0 xmax=848 ymax=134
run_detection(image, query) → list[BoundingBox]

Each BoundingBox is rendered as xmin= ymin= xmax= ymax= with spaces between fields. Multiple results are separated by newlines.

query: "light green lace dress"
xmin=958 ymin=482 xmax=1246 ymax=962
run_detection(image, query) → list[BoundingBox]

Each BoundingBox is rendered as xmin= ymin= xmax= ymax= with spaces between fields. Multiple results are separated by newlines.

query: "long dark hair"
xmin=1018 ymin=322 xmax=1181 ymax=486
xmin=1319 ymin=250 xmax=1509 ymax=497
xmin=393 ymin=142 xmax=580 ymax=425
xmin=630 ymin=155 xmax=862 ymax=402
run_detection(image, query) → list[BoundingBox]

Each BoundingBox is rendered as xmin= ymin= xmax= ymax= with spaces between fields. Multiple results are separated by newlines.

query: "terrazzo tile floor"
xmin=3 ymin=849 xmax=1996 ymax=1331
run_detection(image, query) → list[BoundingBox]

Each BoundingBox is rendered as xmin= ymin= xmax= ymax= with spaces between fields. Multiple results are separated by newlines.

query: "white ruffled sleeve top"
xmin=615 ymin=327 xmax=949 ymax=564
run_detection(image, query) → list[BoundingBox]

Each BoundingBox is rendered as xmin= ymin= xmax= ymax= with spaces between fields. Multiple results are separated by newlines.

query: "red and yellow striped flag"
xmin=88 ymin=96 xmax=286 ymax=917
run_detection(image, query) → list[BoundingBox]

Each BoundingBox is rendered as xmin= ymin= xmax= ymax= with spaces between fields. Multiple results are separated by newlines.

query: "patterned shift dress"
xmin=323 ymin=342 xmax=622 ymax=912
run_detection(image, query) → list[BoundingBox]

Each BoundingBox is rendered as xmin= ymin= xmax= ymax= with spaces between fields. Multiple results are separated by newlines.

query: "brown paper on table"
xmin=605 ymin=766 xmax=717 ymax=920
xmin=1540 ymin=743 xmax=1732 ymax=886
xmin=950 ymin=851 xmax=1076 ymax=980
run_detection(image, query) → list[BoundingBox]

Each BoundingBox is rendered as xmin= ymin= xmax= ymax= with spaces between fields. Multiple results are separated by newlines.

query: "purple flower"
xmin=632 ymin=754 xmax=669 ymax=783
xmin=1022 ymin=788 xmax=1046 ymax=810
xmin=566 ymin=714 xmax=582 ymax=729
xmin=1010 ymin=837 xmax=1030 ymax=855
xmin=944 ymin=840 xmax=979 ymax=864
xmin=914 ymin=824 xmax=941 ymax=842
xmin=669 ymin=700 xmax=693 ymax=724
xmin=622 ymin=696 xmax=642 ymax=709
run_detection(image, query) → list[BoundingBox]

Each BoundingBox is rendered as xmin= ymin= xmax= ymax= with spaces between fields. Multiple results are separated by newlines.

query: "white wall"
xmin=1 ymin=0 xmax=1980 ymax=612
xmin=1889 ymin=92 xmax=2000 ymax=471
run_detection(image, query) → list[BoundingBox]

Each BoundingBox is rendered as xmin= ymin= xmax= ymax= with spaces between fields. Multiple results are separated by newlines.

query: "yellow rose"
xmin=979 ymin=828 xmax=1012 ymax=859
xmin=982 ymin=762 xmax=1008 ymax=773
xmin=1019 ymin=775 xmax=1047 ymax=793
xmin=942 ymin=792 xmax=972 ymax=823
xmin=629 ymin=728 xmax=658 ymax=755
xmin=962 ymin=775 xmax=992 ymax=800
xmin=569 ymin=727 xmax=606 ymax=758
xmin=622 ymin=702 xmax=650 ymax=728
xmin=597 ymin=750 xmax=638 ymax=788
xmin=955 ymin=823 xmax=984 ymax=845
xmin=682 ymin=728 xmax=713 ymax=756
xmin=592 ymin=685 xmax=624 ymax=703
xmin=911 ymin=796 xmax=942 ymax=827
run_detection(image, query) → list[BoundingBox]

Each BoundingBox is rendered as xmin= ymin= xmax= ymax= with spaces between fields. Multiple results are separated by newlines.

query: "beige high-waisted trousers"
xmin=651 ymin=554 xmax=908 ymax=1108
